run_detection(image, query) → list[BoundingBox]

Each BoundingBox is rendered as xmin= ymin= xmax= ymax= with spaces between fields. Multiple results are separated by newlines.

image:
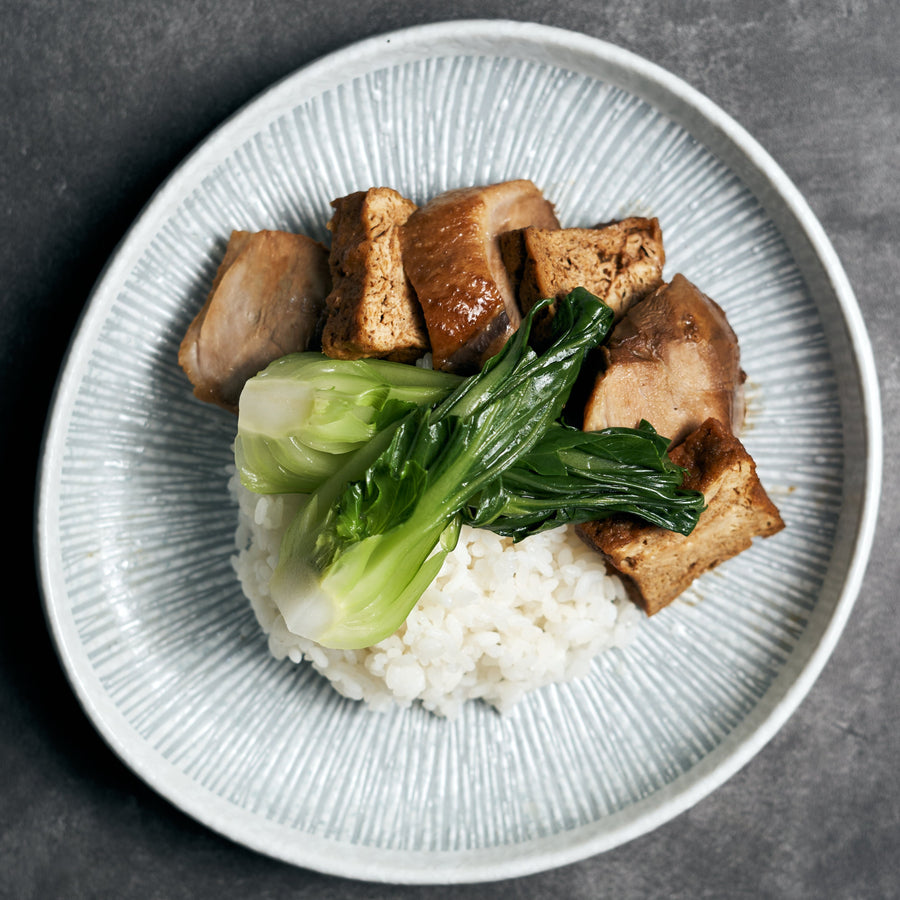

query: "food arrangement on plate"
xmin=178 ymin=178 xmax=784 ymax=718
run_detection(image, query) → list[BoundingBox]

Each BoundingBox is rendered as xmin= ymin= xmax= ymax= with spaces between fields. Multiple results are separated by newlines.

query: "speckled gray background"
xmin=3 ymin=1 xmax=898 ymax=898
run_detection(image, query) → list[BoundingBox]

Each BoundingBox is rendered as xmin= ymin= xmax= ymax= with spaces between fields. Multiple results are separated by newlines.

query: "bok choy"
xmin=234 ymin=354 xmax=461 ymax=493
xmin=268 ymin=289 xmax=615 ymax=649
xmin=464 ymin=420 xmax=706 ymax=540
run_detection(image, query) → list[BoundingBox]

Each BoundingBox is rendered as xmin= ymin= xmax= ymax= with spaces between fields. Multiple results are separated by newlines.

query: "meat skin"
xmin=400 ymin=180 xmax=559 ymax=372
xmin=178 ymin=229 xmax=331 ymax=413
xmin=583 ymin=274 xmax=745 ymax=445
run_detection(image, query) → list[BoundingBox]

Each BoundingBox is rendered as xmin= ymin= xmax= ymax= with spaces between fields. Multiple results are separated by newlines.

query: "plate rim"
xmin=34 ymin=18 xmax=883 ymax=884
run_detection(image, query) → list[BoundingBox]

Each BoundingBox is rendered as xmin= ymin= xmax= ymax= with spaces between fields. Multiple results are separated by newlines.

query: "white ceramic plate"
xmin=35 ymin=20 xmax=881 ymax=884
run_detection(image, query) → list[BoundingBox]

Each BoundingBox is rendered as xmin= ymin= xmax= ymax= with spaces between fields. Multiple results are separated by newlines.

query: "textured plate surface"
xmin=35 ymin=20 xmax=880 ymax=883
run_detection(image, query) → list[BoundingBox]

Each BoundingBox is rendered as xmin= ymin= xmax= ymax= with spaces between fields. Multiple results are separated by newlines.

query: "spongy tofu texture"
xmin=577 ymin=418 xmax=784 ymax=615
xmin=500 ymin=217 xmax=665 ymax=321
xmin=322 ymin=187 xmax=429 ymax=362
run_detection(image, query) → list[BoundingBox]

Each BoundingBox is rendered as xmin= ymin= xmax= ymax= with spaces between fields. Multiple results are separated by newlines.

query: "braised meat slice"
xmin=322 ymin=187 xmax=429 ymax=363
xmin=178 ymin=229 xmax=330 ymax=413
xmin=400 ymin=180 xmax=560 ymax=372
xmin=577 ymin=417 xmax=784 ymax=615
xmin=583 ymin=274 xmax=745 ymax=445
xmin=500 ymin=217 xmax=665 ymax=325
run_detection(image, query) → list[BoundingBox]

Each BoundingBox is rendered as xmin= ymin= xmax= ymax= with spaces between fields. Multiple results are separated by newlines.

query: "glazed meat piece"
xmin=577 ymin=417 xmax=784 ymax=615
xmin=583 ymin=274 xmax=745 ymax=444
xmin=401 ymin=180 xmax=560 ymax=372
xmin=500 ymin=217 xmax=665 ymax=325
xmin=322 ymin=187 xmax=429 ymax=363
xmin=178 ymin=230 xmax=331 ymax=413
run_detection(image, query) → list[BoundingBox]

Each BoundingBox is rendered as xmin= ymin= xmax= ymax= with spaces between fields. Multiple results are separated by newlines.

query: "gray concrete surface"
xmin=3 ymin=1 xmax=898 ymax=897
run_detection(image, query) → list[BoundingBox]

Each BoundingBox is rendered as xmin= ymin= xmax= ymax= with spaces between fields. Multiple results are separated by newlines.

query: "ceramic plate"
xmin=35 ymin=20 xmax=881 ymax=883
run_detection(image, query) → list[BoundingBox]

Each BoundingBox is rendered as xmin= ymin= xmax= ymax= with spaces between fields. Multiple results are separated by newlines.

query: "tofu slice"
xmin=577 ymin=417 xmax=784 ymax=615
xmin=500 ymin=217 xmax=665 ymax=326
xmin=322 ymin=187 xmax=429 ymax=363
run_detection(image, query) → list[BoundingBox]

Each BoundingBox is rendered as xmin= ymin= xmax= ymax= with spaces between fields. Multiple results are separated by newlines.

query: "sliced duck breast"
xmin=401 ymin=179 xmax=560 ymax=372
xmin=583 ymin=273 xmax=745 ymax=444
xmin=178 ymin=229 xmax=331 ymax=412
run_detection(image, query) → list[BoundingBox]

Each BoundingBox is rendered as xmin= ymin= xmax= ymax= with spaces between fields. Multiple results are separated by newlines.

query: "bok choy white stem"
xmin=235 ymin=354 xmax=461 ymax=493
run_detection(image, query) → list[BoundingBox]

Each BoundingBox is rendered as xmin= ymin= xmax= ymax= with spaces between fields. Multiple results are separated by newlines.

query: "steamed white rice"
xmin=230 ymin=474 xmax=642 ymax=718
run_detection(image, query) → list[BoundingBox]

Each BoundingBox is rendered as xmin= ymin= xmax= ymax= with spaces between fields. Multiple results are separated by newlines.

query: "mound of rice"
xmin=231 ymin=475 xmax=642 ymax=718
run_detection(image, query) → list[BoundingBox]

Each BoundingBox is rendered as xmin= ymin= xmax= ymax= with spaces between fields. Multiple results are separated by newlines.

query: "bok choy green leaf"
xmin=464 ymin=420 xmax=706 ymax=540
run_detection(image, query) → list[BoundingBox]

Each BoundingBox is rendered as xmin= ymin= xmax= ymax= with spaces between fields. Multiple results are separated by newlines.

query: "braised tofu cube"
xmin=500 ymin=216 xmax=665 ymax=326
xmin=322 ymin=187 xmax=429 ymax=363
xmin=577 ymin=417 xmax=784 ymax=615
